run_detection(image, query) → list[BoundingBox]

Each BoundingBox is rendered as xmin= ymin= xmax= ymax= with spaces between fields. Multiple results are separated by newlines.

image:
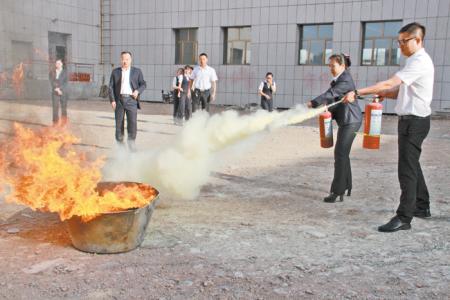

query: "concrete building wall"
xmin=109 ymin=0 xmax=450 ymax=113
xmin=0 ymin=0 xmax=449 ymax=113
xmin=0 ymin=0 xmax=102 ymax=99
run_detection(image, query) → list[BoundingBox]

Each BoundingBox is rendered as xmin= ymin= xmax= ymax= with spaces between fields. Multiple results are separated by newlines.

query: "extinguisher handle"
xmin=357 ymin=95 xmax=380 ymax=102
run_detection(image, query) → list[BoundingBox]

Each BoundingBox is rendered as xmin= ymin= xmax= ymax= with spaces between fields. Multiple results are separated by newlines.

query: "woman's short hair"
xmin=329 ymin=53 xmax=351 ymax=68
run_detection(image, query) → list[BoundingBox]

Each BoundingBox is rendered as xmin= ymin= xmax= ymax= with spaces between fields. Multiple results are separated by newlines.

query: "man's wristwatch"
xmin=354 ymin=89 xmax=359 ymax=97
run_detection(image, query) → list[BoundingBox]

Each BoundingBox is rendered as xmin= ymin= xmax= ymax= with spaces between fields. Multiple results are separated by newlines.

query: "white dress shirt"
xmin=258 ymin=80 xmax=276 ymax=91
xmin=120 ymin=68 xmax=133 ymax=95
xmin=190 ymin=65 xmax=218 ymax=90
xmin=395 ymin=48 xmax=434 ymax=117
xmin=55 ymin=69 xmax=62 ymax=80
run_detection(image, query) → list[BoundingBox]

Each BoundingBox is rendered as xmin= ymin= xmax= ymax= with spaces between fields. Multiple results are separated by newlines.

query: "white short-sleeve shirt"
xmin=258 ymin=81 xmax=276 ymax=91
xmin=395 ymin=48 xmax=434 ymax=117
xmin=190 ymin=65 xmax=218 ymax=90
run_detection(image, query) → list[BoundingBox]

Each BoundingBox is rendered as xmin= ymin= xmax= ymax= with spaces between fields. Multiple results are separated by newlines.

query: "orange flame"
xmin=12 ymin=63 xmax=24 ymax=97
xmin=0 ymin=124 xmax=157 ymax=221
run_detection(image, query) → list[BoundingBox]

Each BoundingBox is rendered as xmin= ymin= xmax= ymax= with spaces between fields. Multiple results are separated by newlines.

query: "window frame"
xmin=298 ymin=23 xmax=333 ymax=66
xmin=361 ymin=20 xmax=402 ymax=66
xmin=223 ymin=26 xmax=252 ymax=65
xmin=174 ymin=28 xmax=198 ymax=65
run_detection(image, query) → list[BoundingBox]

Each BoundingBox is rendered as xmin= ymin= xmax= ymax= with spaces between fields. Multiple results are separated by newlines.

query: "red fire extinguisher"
xmin=319 ymin=109 xmax=333 ymax=148
xmin=363 ymin=97 xmax=383 ymax=149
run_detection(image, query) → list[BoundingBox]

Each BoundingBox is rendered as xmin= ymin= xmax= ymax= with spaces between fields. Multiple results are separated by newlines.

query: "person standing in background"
xmin=49 ymin=59 xmax=69 ymax=126
xmin=183 ymin=65 xmax=194 ymax=121
xmin=188 ymin=53 xmax=218 ymax=113
xmin=172 ymin=68 xmax=184 ymax=125
xmin=258 ymin=72 xmax=276 ymax=112
xmin=109 ymin=51 xmax=147 ymax=152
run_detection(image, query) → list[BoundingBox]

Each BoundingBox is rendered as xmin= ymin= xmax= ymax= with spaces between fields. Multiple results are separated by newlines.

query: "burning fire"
xmin=12 ymin=63 xmax=24 ymax=97
xmin=0 ymin=123 xmax=157 ymax=221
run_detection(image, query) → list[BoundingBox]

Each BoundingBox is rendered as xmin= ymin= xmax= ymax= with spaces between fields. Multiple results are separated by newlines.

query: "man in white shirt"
xmin=188 ymin=53 xmax=218 ymax=112
xmin=343 ymin=22 xmax=434 ymax=232
xmin=109 ymin=51 xmax=147 ymax=151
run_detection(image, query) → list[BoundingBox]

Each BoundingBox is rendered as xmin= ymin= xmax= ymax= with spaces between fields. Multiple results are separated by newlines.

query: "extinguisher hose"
xmin=324 ymin=99 xmax=344 ymax=110
xmin=321 ymin=95 xmax=379 ymax=113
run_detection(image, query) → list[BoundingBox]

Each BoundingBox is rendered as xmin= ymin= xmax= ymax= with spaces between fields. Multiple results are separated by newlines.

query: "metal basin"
xmin=65 ymin=182 xmax=159 ymax=254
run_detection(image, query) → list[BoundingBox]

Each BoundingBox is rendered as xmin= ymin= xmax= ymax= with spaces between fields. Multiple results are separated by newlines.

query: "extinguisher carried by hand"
xmin=363 ymin=97 xmax=383 ymax=149
xmin=319 ymin=108 xmax=333 ymax=148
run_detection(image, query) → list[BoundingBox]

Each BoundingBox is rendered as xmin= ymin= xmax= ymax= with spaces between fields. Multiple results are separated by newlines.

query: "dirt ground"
xmin=0 ymin=99 xmax=449 ymax=299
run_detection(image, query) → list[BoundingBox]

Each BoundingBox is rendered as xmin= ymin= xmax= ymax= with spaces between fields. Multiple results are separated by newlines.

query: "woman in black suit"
xmin=307 ymin=54 xmax=362 ymax=203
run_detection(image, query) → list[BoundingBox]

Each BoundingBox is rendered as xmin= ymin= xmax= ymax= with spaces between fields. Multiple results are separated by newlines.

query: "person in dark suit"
xmin=49 ymin=59 xmax=69 ymax=126
xmin=258 ymin=72 xmax=277 ymax=112
xmin=109 ymin=51 xmax=146 ymax=151
xmin=307 ymin=54 xmax=362 ymax=203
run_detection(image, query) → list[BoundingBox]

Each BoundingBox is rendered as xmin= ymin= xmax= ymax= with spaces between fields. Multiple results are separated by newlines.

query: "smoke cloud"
xmin=102 ymin=105 xmax=326 ymax=199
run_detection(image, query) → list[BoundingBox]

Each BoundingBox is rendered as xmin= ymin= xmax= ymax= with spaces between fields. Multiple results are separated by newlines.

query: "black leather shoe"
xmin=323 ymin=193 xmax=344 ymax=203
xmin=414 ymin=208 xmax=431 ymax=219
xmin=346 ymin=189 xmax=351 ymax=197
xmin=378 ymin=216 xmax=411 ymax=232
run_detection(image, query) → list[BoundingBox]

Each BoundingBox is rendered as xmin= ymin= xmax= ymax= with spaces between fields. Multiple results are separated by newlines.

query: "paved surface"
xmin=0 ymin=99 xmax=449 ymax=299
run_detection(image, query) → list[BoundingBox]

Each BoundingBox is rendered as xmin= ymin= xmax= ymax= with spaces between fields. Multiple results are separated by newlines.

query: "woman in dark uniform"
xmin=258 ymin=72 xmax=276 ymax=112
xmin=307 ymin=54 xmax=362 ymax=203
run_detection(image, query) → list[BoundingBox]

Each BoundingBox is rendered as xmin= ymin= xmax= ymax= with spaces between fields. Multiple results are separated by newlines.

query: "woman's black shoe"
xmin=346 ymin=189 xmax=352 ymax=197
xmin=323 ymin=193 xmax=344 ymax=203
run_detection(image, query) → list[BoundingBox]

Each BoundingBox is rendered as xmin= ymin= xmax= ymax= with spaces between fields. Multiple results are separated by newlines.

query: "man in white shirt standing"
xmin=109 ymin=51 xmax=147 ymax=151
xmin=188 ymin=53 xmax=218 ymax=112
xmin=343 ymin=22 xmax=434 ymax=232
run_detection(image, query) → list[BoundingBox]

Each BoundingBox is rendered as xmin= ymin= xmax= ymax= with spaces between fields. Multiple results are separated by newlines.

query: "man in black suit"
xmin=49 ymin=59 xmax=69 ymax=126
xmin=109 ymin=51 xmax=146 ymax=151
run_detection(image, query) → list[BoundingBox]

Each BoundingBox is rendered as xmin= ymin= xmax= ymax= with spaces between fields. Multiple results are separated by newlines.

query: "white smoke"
xmin=101 ymin=104 xmax=327 ymax=199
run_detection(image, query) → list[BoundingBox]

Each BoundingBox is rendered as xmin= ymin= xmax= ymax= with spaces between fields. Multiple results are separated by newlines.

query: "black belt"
xmin=120 ymin=94 xmax=131 ymax=98
xmin=399 ymin=115 xmax=430 ymax=120
xmin=195 ymin=88 xmax=210 ymax=93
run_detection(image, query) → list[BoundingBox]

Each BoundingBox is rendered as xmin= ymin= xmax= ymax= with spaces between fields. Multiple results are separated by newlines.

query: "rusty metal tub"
xmin=65 ymin=182 xmax=159 ymax=254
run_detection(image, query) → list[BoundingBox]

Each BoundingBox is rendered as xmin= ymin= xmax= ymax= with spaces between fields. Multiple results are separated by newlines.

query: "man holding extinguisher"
xmin=343 ymin=22 xmax=434 ymax=233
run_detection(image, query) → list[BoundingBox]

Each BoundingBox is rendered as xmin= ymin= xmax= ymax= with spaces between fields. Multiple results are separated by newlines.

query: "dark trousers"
xmin=396 ymin=116 xmax=430 ymax=223
xmin=173 ymin=94 xmax=179 ymax=119
xmin=114 ymin=96 xmax=138 ymax=143
xmin=193 ymin=89 xmax=210 ymax=112
xmin=52 ymin=93 xmax=68 ymax=123
xmin=185 ymin=94 xmax=192 ymax=120
xmin=176 ymin=92 xmax=191 ymax=121
xmin=261 ymin=98 xmax=273 ymax=112
xmin=330 ymin=122 xmax=361 ymax=195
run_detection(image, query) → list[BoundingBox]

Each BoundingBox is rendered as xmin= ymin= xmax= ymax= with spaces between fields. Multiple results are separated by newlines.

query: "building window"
xmin=224 ymin=27 xmax=251 ymax=65
xmin=175 ymin=28 xmax=198 ymax=65
xmin=299 ymin=24 xmax=333 ymax=65
xmin=362 ymin=21 xmax=402 ymax=66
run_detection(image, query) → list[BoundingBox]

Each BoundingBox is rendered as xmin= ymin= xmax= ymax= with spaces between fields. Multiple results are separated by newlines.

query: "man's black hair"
xmin=121 ymin=51 xmax=132 ymax=57
xmin=399 ymin=22 xmax=426 ymax=39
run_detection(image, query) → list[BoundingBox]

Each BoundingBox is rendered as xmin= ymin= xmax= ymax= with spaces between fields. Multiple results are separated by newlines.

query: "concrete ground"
xmin=0 ymin=99 xmax=449 ymax=299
